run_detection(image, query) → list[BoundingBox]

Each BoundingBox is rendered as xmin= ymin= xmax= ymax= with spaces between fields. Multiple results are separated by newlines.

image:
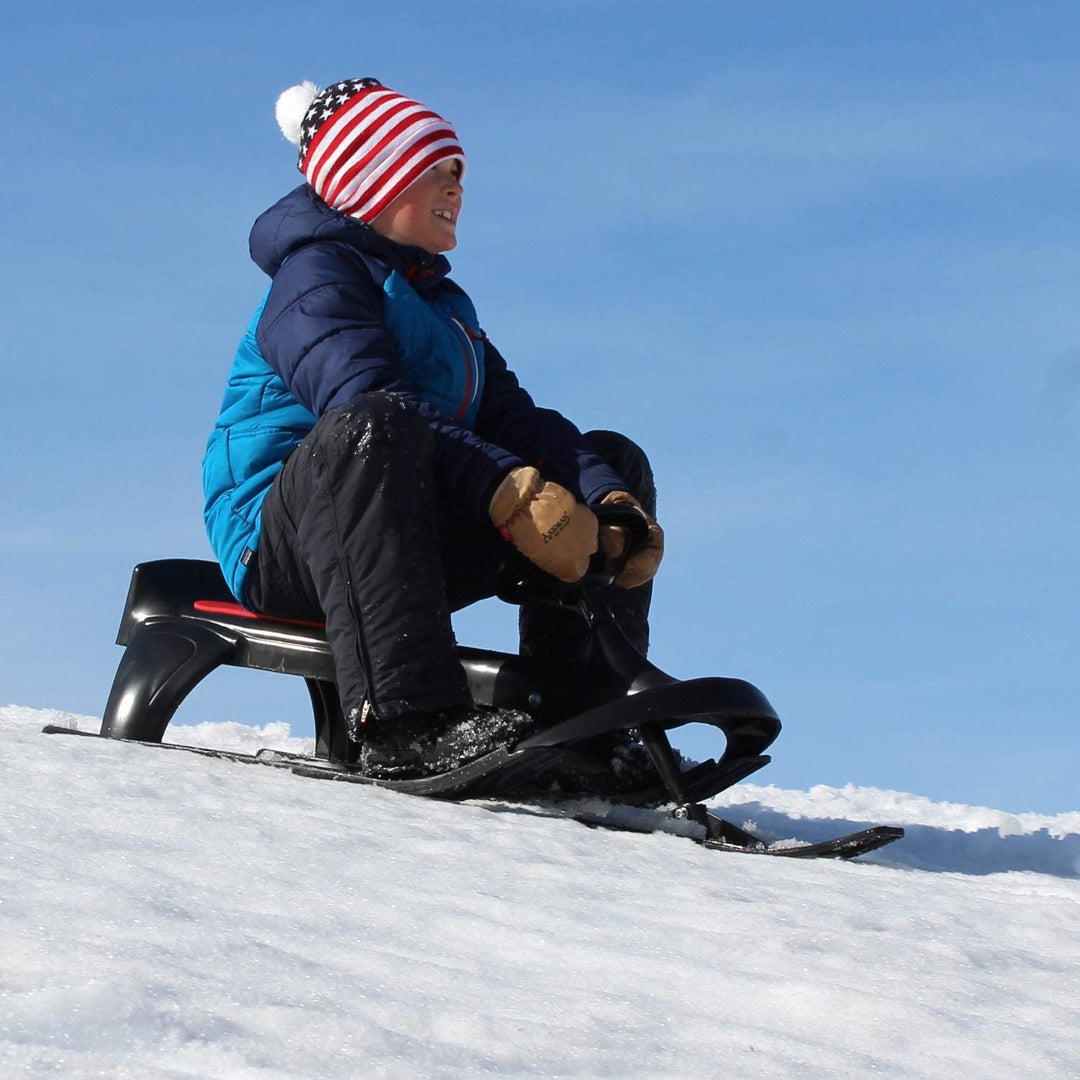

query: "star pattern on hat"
xmin=299 ymin=78 xmax=383 ymax=155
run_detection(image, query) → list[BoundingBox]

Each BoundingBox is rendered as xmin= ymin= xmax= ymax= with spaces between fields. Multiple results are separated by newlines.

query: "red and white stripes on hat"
xmin=275 ymin=78 xmax=466 ymax=223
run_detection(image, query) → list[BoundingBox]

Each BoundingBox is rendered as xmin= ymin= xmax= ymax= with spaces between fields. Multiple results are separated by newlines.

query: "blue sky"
xmin=3 ymin=1 xmax=1078 ymax=812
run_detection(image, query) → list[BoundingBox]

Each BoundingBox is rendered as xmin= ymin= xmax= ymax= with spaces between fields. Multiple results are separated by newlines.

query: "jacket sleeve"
xmin=255 ymin=242 xmax=524 ymax=517
xmin=475 ymin=338 xmax=626 ymax=505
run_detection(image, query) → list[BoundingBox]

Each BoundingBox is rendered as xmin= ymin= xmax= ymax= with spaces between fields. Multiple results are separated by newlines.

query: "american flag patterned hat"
xmin=275 ymin=78 xmax=466 ymax=223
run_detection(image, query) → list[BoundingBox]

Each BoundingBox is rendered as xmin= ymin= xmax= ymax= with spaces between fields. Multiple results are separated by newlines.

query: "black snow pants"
xmin=245 ymin=392 xmax=656 ymax=725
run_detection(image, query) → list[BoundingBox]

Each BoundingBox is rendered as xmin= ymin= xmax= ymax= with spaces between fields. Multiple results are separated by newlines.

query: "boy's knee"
xmin=332 ymin=391 xmax=419 ymax=431
xmin=315 ymin=393 xmax=430 ymax=455
xmin=584 ymin=429 xmax=656 ymax=511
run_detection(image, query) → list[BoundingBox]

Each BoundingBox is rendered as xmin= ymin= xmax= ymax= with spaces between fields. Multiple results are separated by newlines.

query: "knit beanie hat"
xmin=275 ymin=77 xmax=466 ymax=223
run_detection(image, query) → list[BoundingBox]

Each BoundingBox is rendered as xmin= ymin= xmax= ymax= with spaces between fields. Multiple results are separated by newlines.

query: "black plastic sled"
xmin=44 ymin=506 xmax=903 ymax=861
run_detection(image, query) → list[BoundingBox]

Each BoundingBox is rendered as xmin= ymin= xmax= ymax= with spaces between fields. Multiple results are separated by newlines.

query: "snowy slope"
xmin=2 ymin=705 xmax=1078 ymax=1079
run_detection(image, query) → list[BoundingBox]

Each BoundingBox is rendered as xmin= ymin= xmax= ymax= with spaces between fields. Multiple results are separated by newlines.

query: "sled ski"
xmin=699 ymin=823 xmax=904 ymax=859
xmin=568 ymin=808 xmax=903 ymax=860
xmin=559 ymin=794 xmax=903 ymax=859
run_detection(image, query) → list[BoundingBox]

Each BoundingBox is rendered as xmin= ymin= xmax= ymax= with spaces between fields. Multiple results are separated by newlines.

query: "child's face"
xmin=370 ymin=159 xmax=463 ymax=254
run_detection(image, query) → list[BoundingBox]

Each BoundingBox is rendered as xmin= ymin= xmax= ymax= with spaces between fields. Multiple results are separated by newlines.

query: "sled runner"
xmin=43 ymin=507 xmax=903 ymax=860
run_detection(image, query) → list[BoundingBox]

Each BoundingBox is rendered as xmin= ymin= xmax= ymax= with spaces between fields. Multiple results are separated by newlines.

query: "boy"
xmin=202 ymin=78 xmax=663 ymax=780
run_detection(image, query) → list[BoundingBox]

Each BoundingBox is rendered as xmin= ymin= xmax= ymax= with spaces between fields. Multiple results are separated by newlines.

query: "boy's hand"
xmin=489 ymin=467 xmax=598 ymax=583
xmin=598 ymin=491 xmax=664 ymax=588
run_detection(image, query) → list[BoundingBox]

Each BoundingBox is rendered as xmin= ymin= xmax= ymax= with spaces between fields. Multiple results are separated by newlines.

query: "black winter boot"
xmin=360 ymin=704 xmax=540 ymax=780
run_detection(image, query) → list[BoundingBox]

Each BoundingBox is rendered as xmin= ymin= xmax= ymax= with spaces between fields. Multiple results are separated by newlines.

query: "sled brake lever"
xmin=593 ymin=502 xmax=651 ymax=586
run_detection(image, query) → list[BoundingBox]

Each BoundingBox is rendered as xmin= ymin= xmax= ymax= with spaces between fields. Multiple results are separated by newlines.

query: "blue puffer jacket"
xmin=203 ymin=184 xmax=625 ymax=602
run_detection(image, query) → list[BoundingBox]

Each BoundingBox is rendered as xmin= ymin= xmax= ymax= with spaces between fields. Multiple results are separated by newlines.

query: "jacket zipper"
xmin=449 ymin=318 xmax=480 ymax=423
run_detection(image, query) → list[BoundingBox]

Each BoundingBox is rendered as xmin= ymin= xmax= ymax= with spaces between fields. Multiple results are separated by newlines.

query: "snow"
xmin=2 ymin=705 xmax=1079 ymax=1078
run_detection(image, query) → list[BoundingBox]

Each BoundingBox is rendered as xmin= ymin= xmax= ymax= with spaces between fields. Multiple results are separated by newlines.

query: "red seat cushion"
xmin=192 ymin=599 xmax=326 ymax=630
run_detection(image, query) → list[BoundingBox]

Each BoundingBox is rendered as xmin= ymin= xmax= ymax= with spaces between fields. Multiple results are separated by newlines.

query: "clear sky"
xmin=3 ymin=1 xmax=1078 ymax=813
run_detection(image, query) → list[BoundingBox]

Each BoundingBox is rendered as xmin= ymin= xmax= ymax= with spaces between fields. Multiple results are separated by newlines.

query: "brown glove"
xmin=489 ymin=467 xmax=598 ymax=583
xmin=598 ymin=490 xmax=664 ymax=588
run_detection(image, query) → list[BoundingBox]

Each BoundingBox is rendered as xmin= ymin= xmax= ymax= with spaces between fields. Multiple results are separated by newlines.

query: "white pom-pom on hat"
xmin=276 ymin=81 xmax=320 ymax=146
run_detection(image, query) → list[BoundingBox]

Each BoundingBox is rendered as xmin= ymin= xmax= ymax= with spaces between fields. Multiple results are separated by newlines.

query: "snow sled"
xmin=44 ymin=506 xmax=903 ymax=860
